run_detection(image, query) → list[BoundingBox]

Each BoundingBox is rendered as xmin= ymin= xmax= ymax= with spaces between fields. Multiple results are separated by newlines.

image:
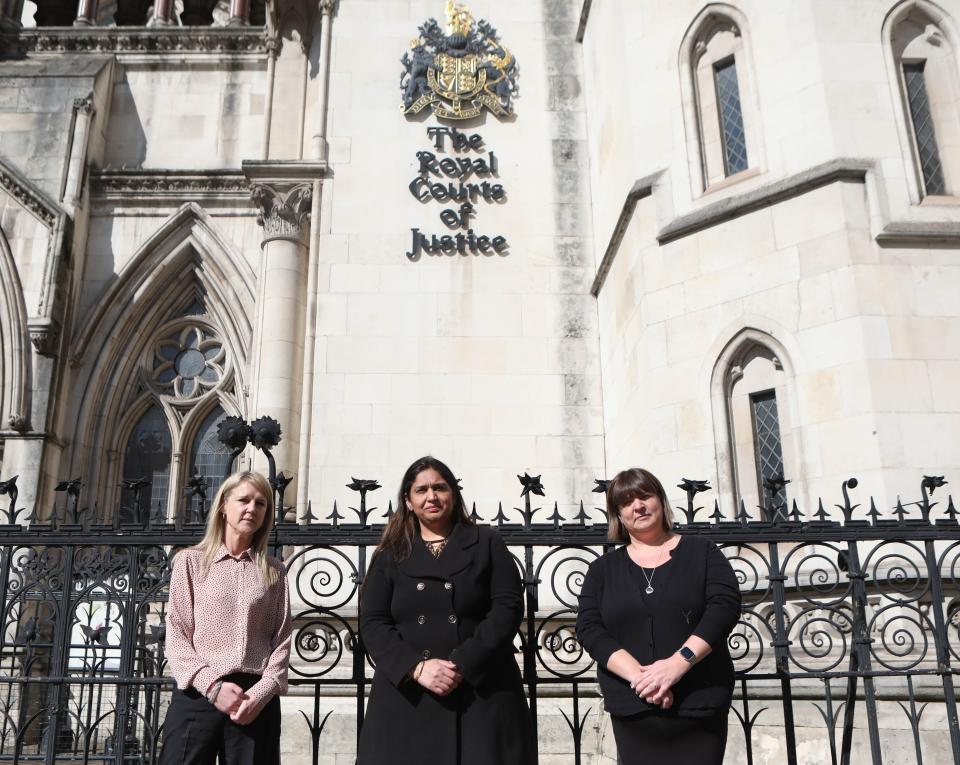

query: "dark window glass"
xmin=714 ymin=58 xmax=749 ymax=176
xmin=750 ymin=390 xmax=786 ymax=512
xmin=904 ymin=62 xmax=947 ymax=196
xmin=188 ymin=405 xmax=231 ymax=496
xmin=121 ymin=406 xmax=172 ymax=523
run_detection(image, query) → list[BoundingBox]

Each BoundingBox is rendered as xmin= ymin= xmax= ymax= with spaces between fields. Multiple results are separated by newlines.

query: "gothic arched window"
xmin=680 ymin=6 xmax=763 ymax=193
xmin=188 ymin=405 xmax=231 ymax=494
xmin=888 ymin=3 xmax=960 ymax=198
xmin=728 ymin=345 xmax=791 ymax=516
xmin=120 ymin=405 xmax=172 ymax=522
xmin=115 ymin=304 xmax=240 ymax=522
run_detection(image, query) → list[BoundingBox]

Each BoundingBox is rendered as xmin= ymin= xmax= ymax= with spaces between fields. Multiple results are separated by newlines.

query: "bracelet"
xmin=413 ymin=661 xmax=425 ymax=682
xmin=208 ymin=680 xmax=223 ymax=705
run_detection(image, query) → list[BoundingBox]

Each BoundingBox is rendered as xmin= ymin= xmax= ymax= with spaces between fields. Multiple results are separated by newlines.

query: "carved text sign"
xmin=406 ymin=126 xmax=508 ymax=261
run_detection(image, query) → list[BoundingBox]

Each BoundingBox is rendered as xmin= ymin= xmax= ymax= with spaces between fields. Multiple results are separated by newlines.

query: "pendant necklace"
xmin=636 ymin=538 xmax=669 ymax=595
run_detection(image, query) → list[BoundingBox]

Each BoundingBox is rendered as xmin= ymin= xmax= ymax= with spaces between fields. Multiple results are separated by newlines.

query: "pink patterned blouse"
xmin=165 ymin=545 xmax=292 ymax=711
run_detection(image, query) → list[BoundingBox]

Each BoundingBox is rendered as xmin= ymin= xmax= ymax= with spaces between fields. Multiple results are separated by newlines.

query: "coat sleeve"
xmin=690 ymin=541 xmax=742 ymax=649
xmin=360 ymin=552 xmax=423 ymax=687
xmin=165 ymin=552 xmax=219 ymax=696
xmin=575 ymin=556 xmax=622 ymax=668
xmin=449 ymin=531 xmax=523 ymax=686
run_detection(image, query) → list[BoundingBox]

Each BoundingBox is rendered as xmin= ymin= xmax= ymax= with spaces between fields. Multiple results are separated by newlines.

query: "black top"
xmin=575 ymin=534 xmax=741 ymax=716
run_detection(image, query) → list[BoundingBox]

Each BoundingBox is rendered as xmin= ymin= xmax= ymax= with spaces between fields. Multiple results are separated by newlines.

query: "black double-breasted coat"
xmin=357 ymin=522 xmax=536 ymax=765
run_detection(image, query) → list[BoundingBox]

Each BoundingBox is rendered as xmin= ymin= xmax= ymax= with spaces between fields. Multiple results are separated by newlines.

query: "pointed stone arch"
xmin=65 ymin=203 xmax=256 ymax=508
xmin=678 ymin=3 xmax=764 ymax=194
xmin=707 ymin=325 xmax=805 ymax=517
xmin=0 ymin=226 xmax=30 ymax=433
xmin=883 ymin=0 xmax=960 ymax=200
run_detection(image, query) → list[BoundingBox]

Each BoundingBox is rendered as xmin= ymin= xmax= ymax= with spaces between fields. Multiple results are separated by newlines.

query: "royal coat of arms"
xmin=401 ymin=1 xmax=518 ymax=120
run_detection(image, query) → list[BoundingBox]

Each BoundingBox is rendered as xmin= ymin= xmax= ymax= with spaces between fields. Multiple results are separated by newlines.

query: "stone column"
xmin=0 ymin=0 xmax=22 ymax=32
xmin=147 ymin=0 xmax=173 ymax=26
xmin=249 ymin=181 xmax=312 ymax=486
xmin=226 ymin=0 xmax=248 ymax=26
xmin=73 ymin=0 xmax=96 ymax=25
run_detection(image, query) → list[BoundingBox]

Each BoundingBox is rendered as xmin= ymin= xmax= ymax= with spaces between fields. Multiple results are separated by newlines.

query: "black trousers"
xmin=611 ymin=709 xmax=728 ymax=764
xmin=159 ymin=673 xmax=281 ymax=765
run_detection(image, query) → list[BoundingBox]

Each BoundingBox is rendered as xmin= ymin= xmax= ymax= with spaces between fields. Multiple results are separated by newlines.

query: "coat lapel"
xmin=396 ymin=522 xmax=478 ymax=579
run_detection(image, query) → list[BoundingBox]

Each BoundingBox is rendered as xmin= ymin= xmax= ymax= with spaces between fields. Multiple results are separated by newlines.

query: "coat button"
xmin=416 ymin=582 xmax=425 ymax=591
xmin=448 ymin=614 xmax=457 ymax=624
xmin=444 ymin=582 xmax=453 ymax=590
xmin=417 ymin=615 xmax=426 ymax=625
xmin=422 ymin=650 xmax=431 ymax=659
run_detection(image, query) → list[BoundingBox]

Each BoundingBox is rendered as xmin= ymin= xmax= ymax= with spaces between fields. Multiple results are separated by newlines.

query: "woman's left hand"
xmin=229 ymin=696 xmax=261 ymax=726
xmin=631 ymin=655 xmax=688 ymax=705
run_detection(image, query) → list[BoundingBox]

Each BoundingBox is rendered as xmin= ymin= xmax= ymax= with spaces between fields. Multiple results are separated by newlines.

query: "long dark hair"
xmin=374 ymin=456 xmax=473 ymax=562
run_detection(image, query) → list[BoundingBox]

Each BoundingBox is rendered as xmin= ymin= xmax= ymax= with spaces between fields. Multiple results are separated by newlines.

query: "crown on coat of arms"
xmin=400 ymin=2 xmax=519 ymax=121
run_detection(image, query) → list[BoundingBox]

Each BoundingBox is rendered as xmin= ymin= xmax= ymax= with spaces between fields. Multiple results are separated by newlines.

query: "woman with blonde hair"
xmin=160 ymin=471 xmax=291 ymax=765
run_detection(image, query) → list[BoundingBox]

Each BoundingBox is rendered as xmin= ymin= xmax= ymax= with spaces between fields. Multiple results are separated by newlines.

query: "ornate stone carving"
xmin=73 ymin=95 xmax=94 ymax=116
xmin=4 ymin=27 xmax=268 ymax=55
xmin=29 ymin=318 xmax=61 ymax=356
xmin=318 ymin=0 xmax=337 ymax=15
xmin=0 ymin=160 xmax=59 ymax=228
xmin=90 ymin=170 xmax=249 ymax=201
xmin=250 ymin=183 xmax=312 ymax=244
xmin=7 ymin=414 xmax=28 ymax=432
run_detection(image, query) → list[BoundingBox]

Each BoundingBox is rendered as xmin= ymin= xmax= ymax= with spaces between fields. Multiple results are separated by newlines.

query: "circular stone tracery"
xmin=150 ymin=325 xmax=225 ymax=399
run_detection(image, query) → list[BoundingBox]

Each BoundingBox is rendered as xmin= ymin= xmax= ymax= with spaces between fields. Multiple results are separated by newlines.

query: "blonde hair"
xmin=197 ymin=471 xmax=279 ymax=586
xmin=606 ymin=468 xmax=675 ymax=543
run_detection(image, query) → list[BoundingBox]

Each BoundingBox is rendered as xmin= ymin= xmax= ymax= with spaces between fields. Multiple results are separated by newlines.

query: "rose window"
xmin=151 ymin=326 xmax=225 ymax=399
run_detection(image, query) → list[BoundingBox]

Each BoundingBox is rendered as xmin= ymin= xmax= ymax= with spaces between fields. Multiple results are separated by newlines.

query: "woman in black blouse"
xmin=576 ymin=468 xmax=741 ymax=763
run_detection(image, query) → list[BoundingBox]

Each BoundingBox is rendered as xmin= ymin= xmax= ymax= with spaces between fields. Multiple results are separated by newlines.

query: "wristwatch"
xmin=677 ymin=646 xmax=697 ymax=664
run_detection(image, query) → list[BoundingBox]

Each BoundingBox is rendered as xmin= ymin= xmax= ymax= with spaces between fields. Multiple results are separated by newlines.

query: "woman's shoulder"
xmin=172 ymin=546 xmax=203 ymax=567
xmin=265 ymin=554 xmax=287 ymax=572
xmin=587 ymin=546 xmax=625 ymax=573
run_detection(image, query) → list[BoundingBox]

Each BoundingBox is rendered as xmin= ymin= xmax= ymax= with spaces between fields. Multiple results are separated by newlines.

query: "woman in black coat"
xmin=576 ymin=468 xmax=741 ymax=763
xmin=358 ymin=456 xmax=536 ymax=765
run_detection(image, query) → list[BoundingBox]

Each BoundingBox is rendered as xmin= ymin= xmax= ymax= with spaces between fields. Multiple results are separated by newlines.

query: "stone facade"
xmin=0 ymin=0 xmax=958 ymax=762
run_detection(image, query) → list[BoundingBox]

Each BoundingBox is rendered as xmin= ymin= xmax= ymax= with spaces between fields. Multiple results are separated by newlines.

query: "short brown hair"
xmin=606 ymin=468 xmax=675 ymax=543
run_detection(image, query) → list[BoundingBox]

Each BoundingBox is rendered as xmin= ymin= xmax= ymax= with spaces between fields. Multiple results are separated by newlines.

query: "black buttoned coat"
xmin=357 ymin=522 xmax=536 ymax=765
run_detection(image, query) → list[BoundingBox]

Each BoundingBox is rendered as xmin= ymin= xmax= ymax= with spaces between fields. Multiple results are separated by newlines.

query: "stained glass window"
xmin=750 ymin=390 xmax=786 ymax=512
xmin=903 ymin=62 xmax=947 ymax=196
xmin=188 ymin=405 xmax=232 ymax=497
xmin=121 ymin=406 xmax=172 ymax=523
xmin=714 ymin=58 xmax=749 ymax=176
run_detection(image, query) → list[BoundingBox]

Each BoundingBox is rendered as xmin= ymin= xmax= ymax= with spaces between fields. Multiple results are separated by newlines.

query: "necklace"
xmin=632 ymin=537 xmax=671 ymax=595
xmin=423 ymin=537 xmax=449 ymax=558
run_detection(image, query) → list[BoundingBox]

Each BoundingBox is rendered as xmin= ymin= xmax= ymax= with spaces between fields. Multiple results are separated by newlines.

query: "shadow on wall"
xmin=103 ymin=73 xmax=147 ymax=169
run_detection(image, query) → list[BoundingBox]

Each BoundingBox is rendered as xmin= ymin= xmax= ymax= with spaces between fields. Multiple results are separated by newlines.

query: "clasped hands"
xmin=630 ymin=656 xmax=688 ymax=708
xmin=211 ymin=681 xmax=261 ymax=725
xmin=413 ymin=658 xmax=463 ymax=696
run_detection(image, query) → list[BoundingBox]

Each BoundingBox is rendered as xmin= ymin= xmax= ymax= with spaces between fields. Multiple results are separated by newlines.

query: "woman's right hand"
xmin=212 ymin=681 xmax=245 ymax=715
xmin=415 ymin=659 xmax=463 ymax=696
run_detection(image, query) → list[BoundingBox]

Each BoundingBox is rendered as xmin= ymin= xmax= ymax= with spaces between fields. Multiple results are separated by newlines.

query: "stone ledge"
xmin=657 ymin=158 xmax=872 ymax=245
xmin=875 ymin=220 xmax=960 ymax=246
xmin=90 ymin=168 xmax=251 ymax=201
xmin=591 ymin=159 xmax=873 ymax=296
xmin=589 ymin=173 xmax=659 ymax=296
xmin=1 ymin=26 xmax=267 ymax=56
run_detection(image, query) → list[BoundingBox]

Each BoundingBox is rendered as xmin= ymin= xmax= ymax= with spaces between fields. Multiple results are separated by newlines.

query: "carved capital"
xmin=73 ymin=95 xmax=94 ymax=115
xmin=29 ymin=317 xmax=61 ymax=356
xmin=7 ymin=414 xmax=28 ymax=432
xmin=318 ymin=0 xmax=337 ymax=15
xmin=250 ymin=183 xmax=312 ymax=245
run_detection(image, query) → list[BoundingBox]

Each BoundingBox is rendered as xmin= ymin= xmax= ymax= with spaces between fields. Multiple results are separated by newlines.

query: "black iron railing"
xmin=0 ymin=468 xmax=956 ymax=764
